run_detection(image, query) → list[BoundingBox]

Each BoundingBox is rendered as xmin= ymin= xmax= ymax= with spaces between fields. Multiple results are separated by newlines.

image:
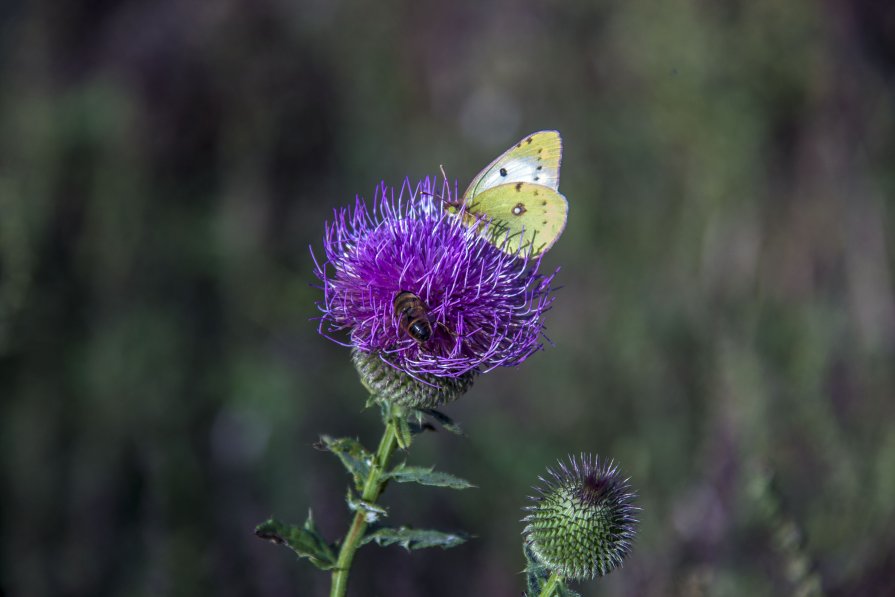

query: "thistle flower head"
xmin=523 ymin=454 xmax=638 ymax=581
xmin=313 ymin=177 xmax=557 ymax=382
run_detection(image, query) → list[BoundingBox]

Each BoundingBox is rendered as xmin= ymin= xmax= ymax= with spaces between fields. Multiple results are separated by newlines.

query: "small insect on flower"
xmin=393 ymin=291 xmax=433 ymax=343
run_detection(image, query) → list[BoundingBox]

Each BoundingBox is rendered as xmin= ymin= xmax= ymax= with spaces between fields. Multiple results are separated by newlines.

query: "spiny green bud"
xmin=523 ymin=453 xmax=638 ymax=581
xmin=351 ymin=348 xmax=476 ymax=408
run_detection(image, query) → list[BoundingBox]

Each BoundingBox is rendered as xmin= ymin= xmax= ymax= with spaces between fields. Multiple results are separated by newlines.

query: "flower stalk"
xmin=537 ymin=571 xmax=563 ymax=597
xmin=330 ymin=414 xmax=400 ymax=597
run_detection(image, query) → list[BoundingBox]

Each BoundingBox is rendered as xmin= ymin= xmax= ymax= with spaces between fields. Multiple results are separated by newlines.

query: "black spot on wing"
xmin=526 ymin=137 xmax=533 ymax=144
xmin=515 ymin=182 xmax=523 ymax=191
xmin=499 ymin=167 xmax=507 ymax=177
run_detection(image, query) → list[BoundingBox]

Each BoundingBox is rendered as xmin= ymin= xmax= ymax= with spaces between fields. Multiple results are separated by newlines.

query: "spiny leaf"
xmin=419 ymin=408 xmax=466 ymax=436
xmin=378 ymin=399 xmax=406 ymax=421
xmin=346 ymin=490 xmax=388 ymax=523
xmin=360 ymin=526 xmax=469 ymax=551
xmin=523 ymin=544 xmax=578 ymax=597
xmin=319 ymin=435 xmax=372 ymax=491
xmin=555 ymin=584 xmax=579 ymax=597
xmin=387 ymin=464 xmax=476 ymax=489
xmin=524 ymin=543 xmax=552 ymax=596
xmin=255 ymin=512 xmax=337 ymax=571
xmin=377 ymin=402 xmax=412 ymax=448
xmin=394 ymin=416 xmax=413 ymax=450
xmin=556 ymin=585 xmax=580 ymax=597
xmin=408 ymin=419 xmax=437 ymax=435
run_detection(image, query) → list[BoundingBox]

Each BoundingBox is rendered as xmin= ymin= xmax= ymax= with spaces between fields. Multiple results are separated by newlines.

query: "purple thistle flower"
xmin=312 ymin=177 xmax=558 ymax=379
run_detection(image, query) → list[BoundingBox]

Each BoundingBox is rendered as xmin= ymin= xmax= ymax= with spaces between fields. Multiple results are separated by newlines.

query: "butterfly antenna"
xmin=435 ymin=163 xmax=462 ymax=210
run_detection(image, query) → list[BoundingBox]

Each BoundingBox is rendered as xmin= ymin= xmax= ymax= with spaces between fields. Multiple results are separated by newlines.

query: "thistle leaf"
xmin=255 ymin=512 xmax=337 ymax=571
xmin=419 ymin=408 xmax=466 ymax=436
xmin=394 ymin=416 xmax=413 ymax=450
xmin=524 ymin=543 xmax=552 ymax=596
xmin=346 ymin=490 xmax=388 ymax=523
xmin=319 ymin=435 xmax=372 ymax=492
xmin=523 ymin=543 xmax=579 ymax=597
xmin=360 ymin=526 xmax=469 ymax=551
xmin=408 ymin=419 xmax=437 ymax=435
xmin=387 ymin=464 xmax=476 ymax=489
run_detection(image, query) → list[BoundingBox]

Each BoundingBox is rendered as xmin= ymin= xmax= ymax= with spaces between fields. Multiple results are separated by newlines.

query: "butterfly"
xmin=454 ymin=130 xmax=568 ymax=257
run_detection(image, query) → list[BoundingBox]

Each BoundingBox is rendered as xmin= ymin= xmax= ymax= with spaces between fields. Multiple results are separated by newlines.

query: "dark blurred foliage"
xmin=2 ymin=0 xmax=895 ymax=595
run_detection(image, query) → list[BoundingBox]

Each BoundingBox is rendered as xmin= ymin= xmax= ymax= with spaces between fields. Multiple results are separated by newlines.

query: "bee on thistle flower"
xmin=312 ymin=177 xmax=558 ymax=407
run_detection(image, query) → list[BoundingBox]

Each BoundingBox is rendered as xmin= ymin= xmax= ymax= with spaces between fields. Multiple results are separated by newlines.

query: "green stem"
xmin=330 ymin=415 xmax=399 ymax=597
xmin=538 ymin=571 xmax=563 ymax=597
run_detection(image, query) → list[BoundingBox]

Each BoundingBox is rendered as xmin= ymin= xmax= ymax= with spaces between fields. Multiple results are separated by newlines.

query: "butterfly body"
xmin=458 ymin=131 xmax=568 ymax=257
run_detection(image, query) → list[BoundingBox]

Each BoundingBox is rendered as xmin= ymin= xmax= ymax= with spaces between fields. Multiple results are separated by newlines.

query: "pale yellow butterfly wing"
xmin=465 ymin=182 xmax=568 ymax=257
xmin=463 ymin=131 xmax=562 ymax=200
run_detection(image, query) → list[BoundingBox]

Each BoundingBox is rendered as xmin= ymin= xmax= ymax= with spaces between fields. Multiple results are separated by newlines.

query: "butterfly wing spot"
xmin=463 ymin=131 xmax=560 ymax=199
xmin=460 ymin=132 xmax=565 ymax=256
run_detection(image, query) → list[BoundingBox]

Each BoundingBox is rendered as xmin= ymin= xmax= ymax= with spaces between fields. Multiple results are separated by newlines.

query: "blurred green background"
xmin=2 ymin=0 xmax=895 ymax=595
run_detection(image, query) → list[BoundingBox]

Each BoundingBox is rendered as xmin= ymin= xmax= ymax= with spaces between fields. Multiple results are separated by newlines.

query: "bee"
xmin=393 ymin=291 xmax=433 ymax=343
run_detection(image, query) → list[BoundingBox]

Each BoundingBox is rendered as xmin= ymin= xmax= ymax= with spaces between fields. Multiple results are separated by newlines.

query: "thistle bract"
xmin=523 ymin=454 xmax=638 ymax=580
xmin=351 ymin=348 xmax=475 ymax=408
xmin=314 ymin=177 xmax=557 ymax=380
